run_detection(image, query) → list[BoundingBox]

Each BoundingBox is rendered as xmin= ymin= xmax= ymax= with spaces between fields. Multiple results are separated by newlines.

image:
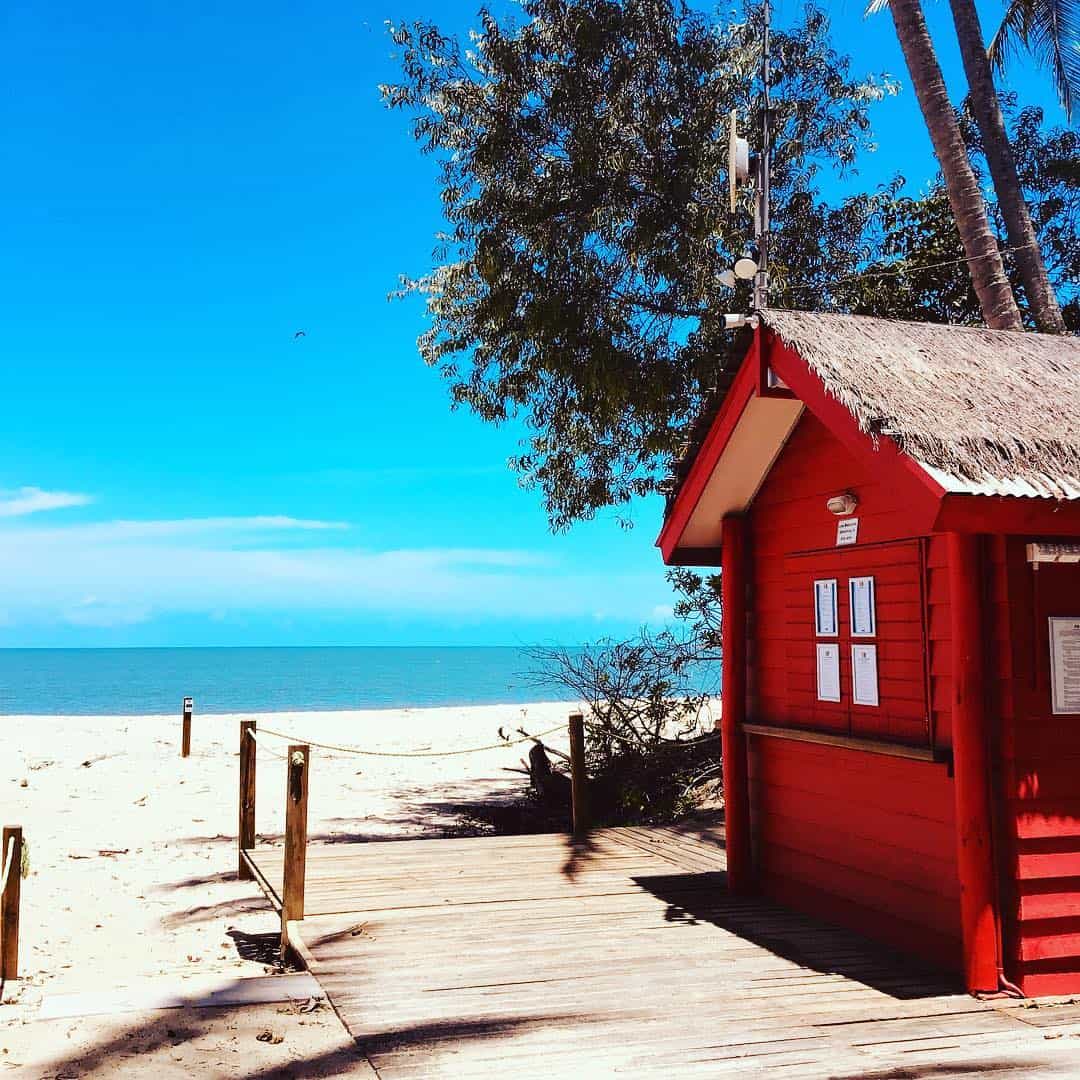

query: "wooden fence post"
xmin=569 ymin=713 xmax=589 ymax=838
xmin=281 ymin=745 xmax=310 ymax=954
xmin=181 ymin=697 xmax=193 ymax=758
xmin=1 ymin=826 xmax=23 ymax=982
xmin=238 ymin=720 xmax=257 ymax=879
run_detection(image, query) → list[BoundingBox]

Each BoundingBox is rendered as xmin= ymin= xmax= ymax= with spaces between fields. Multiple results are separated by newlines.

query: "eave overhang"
xmin=657 ymin=332 xmax=803 ymax=565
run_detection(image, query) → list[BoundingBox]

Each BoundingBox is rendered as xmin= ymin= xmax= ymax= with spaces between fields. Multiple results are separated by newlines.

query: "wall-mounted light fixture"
xmin=826 ymin=492 xmax=858 ymax=516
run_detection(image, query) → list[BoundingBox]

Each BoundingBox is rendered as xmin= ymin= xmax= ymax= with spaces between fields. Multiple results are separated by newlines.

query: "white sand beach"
xmin=0 ymin=701 xmax=576 ymax=1076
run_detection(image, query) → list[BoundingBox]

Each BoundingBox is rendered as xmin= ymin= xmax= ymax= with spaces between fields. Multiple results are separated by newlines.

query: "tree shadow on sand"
xmin=27 ymin=990 xmax=586 ymax=1080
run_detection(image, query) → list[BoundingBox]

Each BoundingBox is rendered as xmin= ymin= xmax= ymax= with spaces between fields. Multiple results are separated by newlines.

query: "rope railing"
xmin=597 ymin=727 xmax=720 ymax=750
xmin=246 ymin=727 xmax=288 ymax=761
xmin=235 ymin=710 xmax=721 ymax=963
xmin=247 ymin=721 xmax=568 ymax=759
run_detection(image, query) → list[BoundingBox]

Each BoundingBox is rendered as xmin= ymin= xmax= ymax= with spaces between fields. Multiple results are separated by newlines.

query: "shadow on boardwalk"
xmin=634 ymin=870 xmax=960 ymax=1000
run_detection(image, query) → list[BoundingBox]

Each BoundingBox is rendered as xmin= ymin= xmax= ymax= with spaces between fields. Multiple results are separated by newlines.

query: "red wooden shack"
xmin=658 ymin=311 xmax=1080 ymax=996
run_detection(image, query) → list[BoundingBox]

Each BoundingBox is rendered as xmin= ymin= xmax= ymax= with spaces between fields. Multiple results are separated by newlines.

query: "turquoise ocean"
xmin=0 ymin=646 xmax=583 ymax=715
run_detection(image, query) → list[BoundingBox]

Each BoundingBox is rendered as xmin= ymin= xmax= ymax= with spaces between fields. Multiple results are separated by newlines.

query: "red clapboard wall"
xmin=746 ymin=410 xmax=962 ymax=968
xmin=998 ymin=542 xmax=1080 ymax=995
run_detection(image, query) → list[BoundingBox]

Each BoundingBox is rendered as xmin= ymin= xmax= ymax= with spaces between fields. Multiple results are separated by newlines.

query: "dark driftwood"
xmin=528 ymin=743 xmax=570 ymax=809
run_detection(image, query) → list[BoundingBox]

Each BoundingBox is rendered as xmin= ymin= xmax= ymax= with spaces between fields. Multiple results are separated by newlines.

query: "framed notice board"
xmin=783 ymin=540 xmax=930 ymax=746
xmin=1050 ymin=617 xmax=1080 ymax=714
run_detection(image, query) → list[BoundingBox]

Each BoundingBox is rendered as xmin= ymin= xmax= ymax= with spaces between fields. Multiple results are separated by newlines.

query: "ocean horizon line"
xmin=0 ymin=643 xmax=605 ymax=716
xmin=0 ymin=696 xmax=583 ymax=719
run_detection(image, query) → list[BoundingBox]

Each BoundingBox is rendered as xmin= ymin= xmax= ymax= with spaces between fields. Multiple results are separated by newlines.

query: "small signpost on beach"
xmin=181 ymin=697 xmax=194 ymax=758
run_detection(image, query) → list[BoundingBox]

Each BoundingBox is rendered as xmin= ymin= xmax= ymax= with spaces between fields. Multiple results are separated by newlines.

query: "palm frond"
xmin=989 ymin=0 xmax=1079 ymax=119
xmin=988 ymin=0 xmax=1033 ymax=74
xmin=864 ymin=0 xmax=892 ymax=15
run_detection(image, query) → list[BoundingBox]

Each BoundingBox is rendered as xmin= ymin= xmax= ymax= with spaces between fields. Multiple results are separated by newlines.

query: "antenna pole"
xmin=753 ymin=0 xmax=771 ymax=311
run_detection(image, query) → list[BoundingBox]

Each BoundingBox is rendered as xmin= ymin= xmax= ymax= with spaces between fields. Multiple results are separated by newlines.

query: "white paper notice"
xmin=849 ymin=576 xmax=876 ymax=637
xmin=851 ymin=644 xmax=879 ymax=706
xmin=816 ymin=644 xmax=841 ymax=702
xmin=1050 ymin=617 xmax=1080 ymax=714
xmin=836 ymin=518 xmax=859 ymax=546
xmin=814 ymin=579 xmax=838 ymax=637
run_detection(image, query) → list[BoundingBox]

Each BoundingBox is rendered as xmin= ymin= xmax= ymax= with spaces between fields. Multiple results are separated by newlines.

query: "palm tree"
xmin=877 ymin=0 xmax=1024 ymax=329
xmin=989 ymin=0 xmax=1080 ymax=119
xmin=947 ymin=0 xmax=1066 ymax=332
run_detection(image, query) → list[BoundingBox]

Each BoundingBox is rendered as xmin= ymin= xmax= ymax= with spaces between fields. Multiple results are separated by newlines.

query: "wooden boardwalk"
xmin=248 ymin=825 xmax=1080 ymax=1078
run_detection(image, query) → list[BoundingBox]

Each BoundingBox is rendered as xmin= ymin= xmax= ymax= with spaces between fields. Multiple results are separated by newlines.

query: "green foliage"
xmin=835 ymin=102 xmax=1080 ymax=328
xmin=989 ymin=0 xmax=1080 ymax=119
xmin=385 ymin=5 xmax=1077 ymax=530
xmin=383 ymin=0 xmax=897 ymax=529
xmin=529 ymin=568 xmax=722 ymax=823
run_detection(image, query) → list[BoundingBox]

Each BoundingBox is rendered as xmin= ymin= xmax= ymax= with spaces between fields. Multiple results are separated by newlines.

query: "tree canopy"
xmin=383 ymin=0 xmax=1077 ymax=530
xmin=836 ymin=102 xmax=1079 ymax=327
xmin=383 ymin=0 xmax=898 ymax=528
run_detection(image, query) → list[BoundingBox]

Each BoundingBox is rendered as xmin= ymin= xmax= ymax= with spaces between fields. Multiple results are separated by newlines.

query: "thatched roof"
xmin=762 ymin=311 xmax=1080 ymax=500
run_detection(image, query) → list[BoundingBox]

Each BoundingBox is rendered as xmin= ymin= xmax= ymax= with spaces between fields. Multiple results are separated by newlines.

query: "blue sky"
xmin=0 ymin=0 xmax=1064 ymax=647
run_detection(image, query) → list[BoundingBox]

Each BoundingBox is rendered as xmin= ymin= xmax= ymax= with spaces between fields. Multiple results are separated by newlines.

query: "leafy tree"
xmin=867 ymin=0 xmax=1023 ymax=329
xmin=836 ymin=103 xmax=1079 ymax=328
xmin=383 ymin=0 xmax=897 ymax=529
xmin=528 ymin=567 xmax=722 ymax=822
xmin=384 ymin=3 xmax=1076 ymax=533
xmin=943 ymin=0 xmax=1065 ymax=331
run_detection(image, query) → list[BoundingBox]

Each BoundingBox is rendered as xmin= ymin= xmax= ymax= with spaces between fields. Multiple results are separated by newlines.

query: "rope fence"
xmin=246 ymin=720 xmax=716 ymax=760
xmin=246 ymin=727 xmax=289 ymax=761
xmin=234 ymin=710 xmax=722 ymax=963
xmin=247 ymin=721 xmax=568 ymax=759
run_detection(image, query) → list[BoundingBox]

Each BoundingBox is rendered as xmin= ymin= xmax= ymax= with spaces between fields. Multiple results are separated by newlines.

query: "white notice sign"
xmin=816 ymin=644 xmax=841 ymax=702
xmin=1050 ymin=617 xmax=1080 ymax=714
xmin=849 ymin=576 xmax=877 ymax=637
xmin=814 ymin=579 xmax=838 ymax=637
xmin=851 ymin=644 xmax=879 ymax=707
xmin=836 ymin=518 xmax=859 ymax=546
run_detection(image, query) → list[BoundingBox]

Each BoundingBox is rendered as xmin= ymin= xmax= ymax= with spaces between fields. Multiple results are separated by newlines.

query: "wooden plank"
xmin=244 ymin=826 xmax=1080 ymax=1079
xmin=241 ymin=847 xmax=281 ymax=912
xmin=744 ymin=722 xmax=941 ymax=762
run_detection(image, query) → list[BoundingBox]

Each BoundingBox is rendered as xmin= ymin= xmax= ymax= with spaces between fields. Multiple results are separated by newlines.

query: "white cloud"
xmin=0 ymin=486 xmax=93 ymax=517
xmin=14 ymin=516 xmax=349 ymax=542
xmin=0 ymin=513 xmax=664 ymax=629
